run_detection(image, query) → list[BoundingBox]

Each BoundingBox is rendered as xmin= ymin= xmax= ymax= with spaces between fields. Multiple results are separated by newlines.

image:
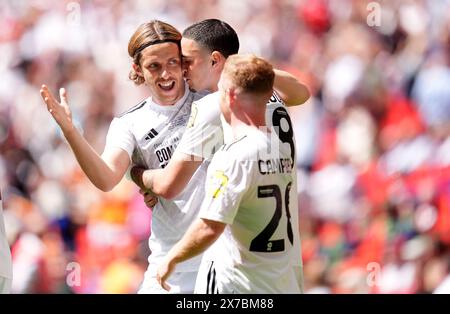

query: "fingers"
xmin=40 ymin=84 xmax=73 ymax=133
xmin=40 ymin=84 xmax=48 ymax=95
xmin=156 ymin=272 xmax=171 ymax=292
xmin=40 ymin=85 xmax=56 ymax=112
xmin=40 ymin=85 xmax=50 ymax=103
xmin=144 ymin=193 xmax=156 ymax=202
xmin=139 ymin=188 xmax=158 ymax=209
xmin=40 ymin=84 xmax=53 ymax=100
xmin=161 ymin=280 xmax=171 ymax=292
xmin=144 ymin=195 xmax=157 ymax=209
xmin=40 ymin=85 xmax=68 ymax=106
xmin=147 ymin=199 xmax=157 ymax=208
xmin=60 ymin=87 xmax=68 ymax=104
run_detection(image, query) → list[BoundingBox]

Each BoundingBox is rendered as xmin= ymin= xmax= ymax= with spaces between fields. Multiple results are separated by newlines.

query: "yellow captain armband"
xmin=209 ymin=171 xmax=228 ymax=198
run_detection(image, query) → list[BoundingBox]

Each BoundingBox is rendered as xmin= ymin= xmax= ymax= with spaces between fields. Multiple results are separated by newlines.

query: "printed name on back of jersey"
xmin=258 ymin=158 xmax=294 ymax=175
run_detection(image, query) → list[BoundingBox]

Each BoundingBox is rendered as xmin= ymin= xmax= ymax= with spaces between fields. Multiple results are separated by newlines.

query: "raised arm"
xmin=273 ymin=69 xmax=310 ymax=107
xmin=40 ymin=85 xmax=130 ymax=192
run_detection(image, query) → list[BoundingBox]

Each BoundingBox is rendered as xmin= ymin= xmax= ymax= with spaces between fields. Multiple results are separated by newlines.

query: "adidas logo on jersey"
xmin=145 ymin=129 xmax=158 ymax=140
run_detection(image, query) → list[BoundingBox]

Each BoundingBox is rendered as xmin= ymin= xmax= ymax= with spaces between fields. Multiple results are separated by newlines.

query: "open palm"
xmin=40 ymin=84 xmax=74 ymax=134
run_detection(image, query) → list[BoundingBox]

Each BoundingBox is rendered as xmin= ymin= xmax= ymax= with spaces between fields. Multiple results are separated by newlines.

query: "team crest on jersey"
xmin=209 ymin=171 xmax=228 ymax=198
xmin=187 ymin=103 xmax=198 ymax=128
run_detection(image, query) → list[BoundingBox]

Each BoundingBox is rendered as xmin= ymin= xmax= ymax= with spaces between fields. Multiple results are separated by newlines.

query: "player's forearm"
xmin=63 ymin=128 xmax=123 ymax=192
xmin=136 ymin=167 xmax=189 ymax=199
xmin=143 ymin=153 xmax=202 ymax=199
xmin=273 ymin=69 xmax=310 ymax=107
xmin=167 ymin=218 xmax=225 ymax=265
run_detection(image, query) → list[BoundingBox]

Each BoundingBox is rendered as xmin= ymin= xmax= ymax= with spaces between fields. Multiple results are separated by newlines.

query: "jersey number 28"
xmin=250 ymin=183 xmax=294 ymax=252
xmin=250 ymin=106 xmax=296 ymax=253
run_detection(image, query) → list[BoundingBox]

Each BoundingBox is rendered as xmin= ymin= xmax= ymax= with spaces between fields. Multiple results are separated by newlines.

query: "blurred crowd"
xmin=0 ymin=0 xmax=449 ymax=293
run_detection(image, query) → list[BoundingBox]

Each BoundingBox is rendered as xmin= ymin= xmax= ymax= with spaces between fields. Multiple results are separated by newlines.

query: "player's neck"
xmin=232 ymin=111 xmax=265 ymax=128
xmin=208 ymin=83 xmax=219 ymax=93
xmin=230 ymin=120 xmax=265 ymax=141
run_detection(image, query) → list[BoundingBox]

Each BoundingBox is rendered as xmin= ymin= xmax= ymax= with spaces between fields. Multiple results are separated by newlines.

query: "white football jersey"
xmin=0 ymin=190 xmax=13 ymax=280
xmin=176 ymin=92 xmax=222 ymax=161
xmin=105 ymin=87 xmax=208 ymax=272
xmin=195 ymin=128 xmax=302 ymax=293
xmin=177 ymin=91 xmax=303 ymax=269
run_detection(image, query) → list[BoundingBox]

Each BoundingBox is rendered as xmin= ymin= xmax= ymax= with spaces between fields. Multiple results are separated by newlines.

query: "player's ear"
xmin=227 ymin=87 xmax=237 ymax=107
xmin=132 ymin=63 xmax=144 ymax=78
xmin=211 ymin=51 xmax=223 ymax=68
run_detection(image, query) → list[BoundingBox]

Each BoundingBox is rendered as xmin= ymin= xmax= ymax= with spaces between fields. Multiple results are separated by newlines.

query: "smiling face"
xmin=181 ymin=37 xmax=216 ymax=93
xmin=137 ymin=42 xmax=185 ymax=106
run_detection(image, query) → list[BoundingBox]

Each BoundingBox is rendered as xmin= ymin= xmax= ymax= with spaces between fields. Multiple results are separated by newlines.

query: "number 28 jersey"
xmin=177 ymin=92 xmax=303 ymax=268
xmin=197 ymin=123 xmax=302 ymax=293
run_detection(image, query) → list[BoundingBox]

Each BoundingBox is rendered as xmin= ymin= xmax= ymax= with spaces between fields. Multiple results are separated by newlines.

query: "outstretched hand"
xmin=40 ymin=84 xmax=74 ymax=134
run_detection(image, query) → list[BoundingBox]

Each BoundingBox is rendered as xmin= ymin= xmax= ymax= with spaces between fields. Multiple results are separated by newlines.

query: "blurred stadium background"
xmin=0 ymin=0 xmax=449 ymax=293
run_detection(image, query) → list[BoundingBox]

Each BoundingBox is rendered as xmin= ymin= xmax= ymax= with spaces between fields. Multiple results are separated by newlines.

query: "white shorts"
xmin=194 ymin=260 xmax=219 ymax=294
xmin=138 ymin=264 xmax=197 ymax=294
xmin=294 ymin=265 xmax=304 ymax=294
xmin=0 ymin=276 xmax=12 ymax=294
xmin=194 ymin=261 xmax=305 ymax=294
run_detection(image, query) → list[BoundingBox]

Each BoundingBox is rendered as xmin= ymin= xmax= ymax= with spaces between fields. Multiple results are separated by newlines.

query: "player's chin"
xmin=186 ymin=79 xmax=198 ymax=92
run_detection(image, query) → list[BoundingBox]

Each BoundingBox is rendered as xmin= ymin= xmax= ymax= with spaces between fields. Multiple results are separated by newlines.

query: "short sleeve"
xmin=104 ymin=117 xmax=135 ymax=159
xmin=199 ymin=151 xmax=253 ymax=224
xmin=176 ymin=95 xmax=223 ymax=160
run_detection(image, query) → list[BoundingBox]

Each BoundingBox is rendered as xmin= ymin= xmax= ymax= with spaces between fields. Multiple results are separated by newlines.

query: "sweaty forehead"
xmin=140 ymin=42 xmax=180 ymax=64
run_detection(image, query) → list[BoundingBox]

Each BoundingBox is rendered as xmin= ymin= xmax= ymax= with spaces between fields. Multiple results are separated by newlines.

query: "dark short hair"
xmin=183 ymin=19 xmax=239 ymax=58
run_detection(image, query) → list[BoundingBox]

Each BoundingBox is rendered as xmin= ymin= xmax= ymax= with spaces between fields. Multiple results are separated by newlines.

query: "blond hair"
xmin=222 ymin=54 xmax=274 ymax=95
xmin=128 ymin=20 xmax=182 ymax=85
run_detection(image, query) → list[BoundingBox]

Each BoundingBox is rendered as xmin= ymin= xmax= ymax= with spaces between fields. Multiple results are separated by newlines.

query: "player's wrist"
xmin=142 ymin=170 xmax=154 ymax=191
xmin=61 ymin=123 xmax=78 ymax=139
xmin=166 ymin=252 xmax=180 ymax=267
xmin=130 ymin=167 xmax=145 ymax=189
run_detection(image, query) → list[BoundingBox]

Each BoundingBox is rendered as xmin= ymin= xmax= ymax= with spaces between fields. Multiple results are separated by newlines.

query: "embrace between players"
xmin=40 ymin=19 xmax=310 ymax=294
